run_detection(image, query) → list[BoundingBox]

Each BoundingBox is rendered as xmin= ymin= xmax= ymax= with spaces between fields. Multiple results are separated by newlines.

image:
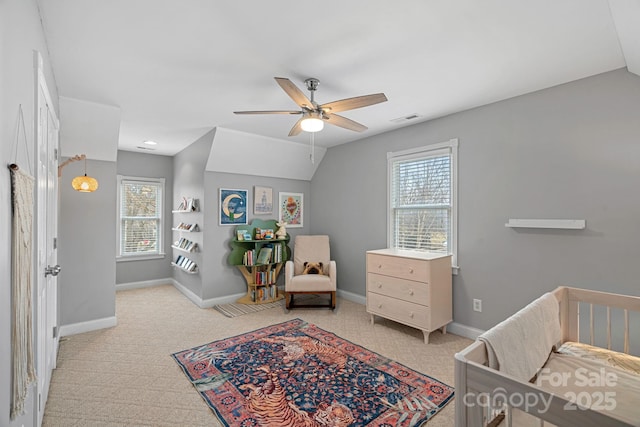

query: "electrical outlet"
xmin=473 ymin=299 xmax=482 ymax=312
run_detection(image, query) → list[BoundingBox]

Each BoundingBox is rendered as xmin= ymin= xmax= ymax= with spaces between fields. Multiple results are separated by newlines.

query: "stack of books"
xmin=176 ymin=222 xmax=198 ymax=231
xmin=254 ymin=268 xmax=276 ymax=285
xmin=174 ymin=255 xmax=197 ymax=272
xmin=174 ymin=237 xmax=197 ymax=252
xmin=176 ymin=197 xmax=199 ymax=212
xmin=250 ymin=285 xmax=278 ymax=302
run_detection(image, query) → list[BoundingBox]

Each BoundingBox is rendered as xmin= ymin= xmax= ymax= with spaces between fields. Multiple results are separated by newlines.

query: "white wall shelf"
xmin=171 ymin=262 xmax=198 ymax=274
xmin=505 ymin=219 xmax=586 ymax=229
xmin=171 ymin=244 xmax=198 ymax=253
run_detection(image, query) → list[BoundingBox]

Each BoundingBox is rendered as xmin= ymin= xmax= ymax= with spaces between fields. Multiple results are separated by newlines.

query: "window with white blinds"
xmin=117 ymin=176 xmax=165 ymax=258
xmin=387 ymin=139 xmax=458 ymax=266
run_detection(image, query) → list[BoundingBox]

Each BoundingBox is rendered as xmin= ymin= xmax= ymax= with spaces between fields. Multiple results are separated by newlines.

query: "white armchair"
xmin=285 ymin=235 xmax=336 ymax=310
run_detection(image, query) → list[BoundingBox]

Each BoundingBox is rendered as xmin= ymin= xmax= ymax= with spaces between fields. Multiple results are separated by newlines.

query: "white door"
xmin=34 ymin=52 xmax=60 ymax=426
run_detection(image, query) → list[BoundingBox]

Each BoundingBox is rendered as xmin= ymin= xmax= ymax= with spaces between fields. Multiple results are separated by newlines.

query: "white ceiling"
xmin=37 ymin=0 xmax=638 ymax=156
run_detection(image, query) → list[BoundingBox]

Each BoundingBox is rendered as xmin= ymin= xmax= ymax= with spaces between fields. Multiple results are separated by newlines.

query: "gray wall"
xmin=58 ymin=159 xmax=117 ymax=326
xmin=311 ymin=68 xmax=640 ymax=331
xmin=0 ymin=0 xmax=59 ymax=425
xmin=116 ymin=150 xmax=174 ymax=284
xmin=202 ymin=172 xmax=310 ymax=300
xmin=172 ymin=130 xmax=214 ymax=298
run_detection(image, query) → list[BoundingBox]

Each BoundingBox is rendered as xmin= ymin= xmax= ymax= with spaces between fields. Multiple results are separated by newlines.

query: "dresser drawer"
xmin=367 ymin=253 xmax=429 ymax=282
xmin=367 ymin=292 xmax=431 ymax=330
xmin=367 ymin=272 xmax=429 ymax=305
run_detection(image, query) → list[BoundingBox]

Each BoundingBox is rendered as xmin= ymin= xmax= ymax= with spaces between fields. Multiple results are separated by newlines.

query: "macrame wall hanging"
xmin=8 ymin=105 xmax=36 ymax=419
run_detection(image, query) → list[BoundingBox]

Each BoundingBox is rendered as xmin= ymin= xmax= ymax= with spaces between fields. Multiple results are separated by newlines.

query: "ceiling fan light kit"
xmin=234 ymin=77 xmax=387 ymax=137
xmin=300 ymin=112 xmax=324 ymax=132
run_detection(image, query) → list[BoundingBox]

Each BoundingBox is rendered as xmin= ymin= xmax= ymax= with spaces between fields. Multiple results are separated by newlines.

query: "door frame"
xmin=33 ymin=50 xmax=60 ymax=426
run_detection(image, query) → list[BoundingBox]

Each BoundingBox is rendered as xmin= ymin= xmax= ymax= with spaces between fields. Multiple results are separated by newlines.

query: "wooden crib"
xmin=454 ymin=286 xmax=640 ymax=427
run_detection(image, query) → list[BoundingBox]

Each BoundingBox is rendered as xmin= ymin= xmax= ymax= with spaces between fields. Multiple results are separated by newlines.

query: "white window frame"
xmin=387 ymin=138 xmax=458 ymax=273
xmin=116 ymin=175 xmax=166 ymax=261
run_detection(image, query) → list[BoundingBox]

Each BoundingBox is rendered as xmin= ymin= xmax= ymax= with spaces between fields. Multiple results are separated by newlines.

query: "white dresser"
xmin=366 ymin=248 xmax=452 ymax=344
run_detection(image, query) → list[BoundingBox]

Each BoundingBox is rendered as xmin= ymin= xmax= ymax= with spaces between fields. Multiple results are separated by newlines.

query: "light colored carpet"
xmin=42 ymin=284 xmax=472 ymax=426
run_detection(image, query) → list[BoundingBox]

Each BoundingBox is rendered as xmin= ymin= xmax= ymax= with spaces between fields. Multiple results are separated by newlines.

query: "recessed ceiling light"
xmin=143 ymin=140 xmax=157 ymax=146
xmin=390 ymin=114 xmax=421 ymax=123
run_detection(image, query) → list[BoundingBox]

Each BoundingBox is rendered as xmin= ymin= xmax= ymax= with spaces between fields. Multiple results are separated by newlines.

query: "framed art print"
xmin=253 ymin=186 xmax=273 ymax=215
xmin=278 ymin=192 xmax=303 ymax=228
xmin=219 ymin=188 xmax=248 ymax=225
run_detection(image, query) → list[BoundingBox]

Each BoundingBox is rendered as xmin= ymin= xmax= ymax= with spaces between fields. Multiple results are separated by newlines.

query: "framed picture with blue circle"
xmin=219 ymin=188 xmax=248 ymax=225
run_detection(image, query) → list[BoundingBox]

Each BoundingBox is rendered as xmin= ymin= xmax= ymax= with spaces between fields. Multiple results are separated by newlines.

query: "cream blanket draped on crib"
xmin=9 ymin=165 xmax=36 ymax=419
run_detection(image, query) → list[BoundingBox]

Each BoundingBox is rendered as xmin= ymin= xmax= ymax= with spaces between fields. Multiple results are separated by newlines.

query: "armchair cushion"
xmin=285 ymin=235 xmax=336 ymax=310
xmin=292 ymin=235 xmax=330 ymax=276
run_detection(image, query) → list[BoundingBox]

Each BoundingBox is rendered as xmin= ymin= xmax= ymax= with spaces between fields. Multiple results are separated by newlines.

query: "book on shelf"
xmin=177 ymin=197 xmax=187 ymax=211
xmin=186 ymin=198 xmax=199 ymax=212
xmin=176 ymin=197 xmax=199 ymax=212
xmin=243 ymin=249 xmax=255 ymax=266
xmin=236 ymin=229 xmax=247 ymax=241
xmin=274 ymin=243 xmax=282 ymax=262
xmin=257 ymin=247 xmax=272 ymax=265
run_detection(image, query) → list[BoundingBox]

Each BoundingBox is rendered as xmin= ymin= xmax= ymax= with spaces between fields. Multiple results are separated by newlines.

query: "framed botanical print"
xmin=253 ymin=186 xmax=273 ymax=215
xmin=219 ymin=188 xmax=248 ymax=225
xmin=278 ymin=192 xmax=303 ymax=228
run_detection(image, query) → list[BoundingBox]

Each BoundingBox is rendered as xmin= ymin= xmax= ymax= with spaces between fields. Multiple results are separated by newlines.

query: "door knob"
xmin=45 ymin=264 xmax=61 ymax=277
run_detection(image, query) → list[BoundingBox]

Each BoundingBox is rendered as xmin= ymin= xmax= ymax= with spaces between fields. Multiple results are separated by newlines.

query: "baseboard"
xmin=447 ymin=322 xmax=484 ymax=340
xmin=59 ymin=316 xmax=117 ymax=337
xmin=116 ymin=278 xmax=173 ymax=291
xmin=171 ymin=278 xmax=245 ymax=308
xmin=337 ymin=289 xmax=366 ymax=305
xmin=200 ymin=292 xmax=247 ymax=308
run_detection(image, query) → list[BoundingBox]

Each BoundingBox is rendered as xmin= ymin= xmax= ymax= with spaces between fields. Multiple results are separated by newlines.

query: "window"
xmin=387 ymin=139 xmax=458 ymax=269
xmin=117 ymin=176 xmax=165 ymax=260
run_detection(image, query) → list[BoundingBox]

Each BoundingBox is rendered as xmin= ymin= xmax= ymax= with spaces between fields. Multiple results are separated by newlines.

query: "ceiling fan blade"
xmin=275 ymin=77 xmax=314 ymax=109
xmin=234 ymin=110 xmax=302 ymax=115
xmin=323 ymin=113 xmax=368 ymax=132
xmin=320 ymin=93 xmax=387 ymax=114
xmin=288 ymin=117 xmax=304 ymax=136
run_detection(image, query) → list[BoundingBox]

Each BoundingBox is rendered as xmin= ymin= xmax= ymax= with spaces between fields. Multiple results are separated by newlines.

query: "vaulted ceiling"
xmin=37 ymin=0 xmax=639 ymax=156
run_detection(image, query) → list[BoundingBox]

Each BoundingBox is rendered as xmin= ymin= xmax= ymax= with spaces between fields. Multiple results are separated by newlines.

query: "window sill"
xmin=117 ymin=253 xmax=166 ymax=262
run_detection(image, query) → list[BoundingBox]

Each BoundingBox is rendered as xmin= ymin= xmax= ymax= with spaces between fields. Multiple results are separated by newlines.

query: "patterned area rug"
xmin=172 ymin=318 xmax=454 ymax=426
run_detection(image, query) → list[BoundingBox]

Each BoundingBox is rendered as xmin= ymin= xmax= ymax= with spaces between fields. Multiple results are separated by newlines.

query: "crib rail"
xmin=559 ymin=286 xmax=640 ymax=355
xmin=455 ymin=286 xmax=640 ymax=427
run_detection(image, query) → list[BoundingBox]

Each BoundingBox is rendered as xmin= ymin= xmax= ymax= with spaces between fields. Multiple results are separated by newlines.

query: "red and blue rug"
xmin=172 ymin=319 xmax=453 ymax=426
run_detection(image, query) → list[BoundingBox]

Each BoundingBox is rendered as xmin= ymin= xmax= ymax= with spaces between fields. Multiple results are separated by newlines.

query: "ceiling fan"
xmin=234 ymin=77 xmax=388 ymax=136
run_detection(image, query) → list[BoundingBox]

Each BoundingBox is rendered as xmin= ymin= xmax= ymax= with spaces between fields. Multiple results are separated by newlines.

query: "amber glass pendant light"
xmin=71 ymin=156 xmax=98 ymax=192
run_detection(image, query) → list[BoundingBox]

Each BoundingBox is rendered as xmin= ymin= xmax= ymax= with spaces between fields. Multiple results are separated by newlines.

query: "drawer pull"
xmin=409 ymin=312 xmax=414 ymax=318
xmin=409 ymin=268 xmax=414 ymax=274
xmin=409 ymin=290 xmax=414 ymax=296
xmin=377 ymin=283 xmax=382 ymax=289
xmin=377 ymin=303 xmax=382 ymax=309
xmin=378 ymin=264 xmax=382 ymax=269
